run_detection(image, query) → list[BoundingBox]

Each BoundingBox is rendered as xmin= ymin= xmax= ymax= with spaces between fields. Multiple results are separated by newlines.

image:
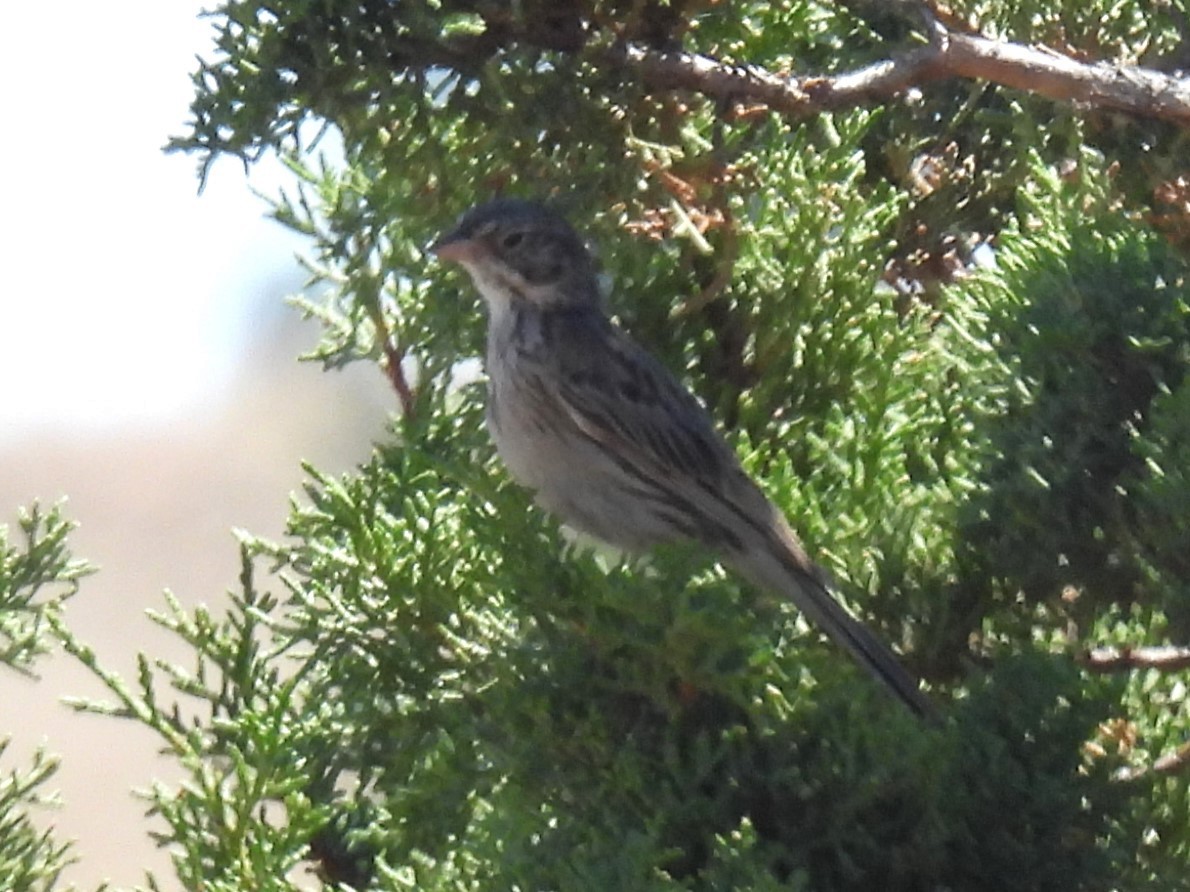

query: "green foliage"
xmin=0 ymin=742 xmax=73 ymax=892
xmin=16 ymin=1 xmax=1190 ymax=890
xmin=1 ymin=503 xmax=89 ymax=672
xmin=955 ymin=155 xmax=1190 ymax=628
xmin=0 ymin=504 xmax=91 ymax=892
xmin=949 ymin=0 xmax=1182 ymax=57
xmin=52 ymin=432 xmax=1128 ymax=890
xmin=1132 ymin=376 xmax=1190 ymax=634
xmin=51 ymin=550 xmax=332 ymax=892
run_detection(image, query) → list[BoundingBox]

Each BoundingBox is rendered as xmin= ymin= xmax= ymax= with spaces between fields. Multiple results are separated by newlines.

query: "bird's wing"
xmin=534 ymin=309 xmax=937 ymax=721
xmin=540 ymin=309 xmax=742 ymax=491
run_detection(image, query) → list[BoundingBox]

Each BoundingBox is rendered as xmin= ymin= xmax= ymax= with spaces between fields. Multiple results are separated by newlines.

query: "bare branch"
xmin=942 ymin=33 xmax=1190 ymax=123
xmin=1078 ymin=645 xmax=1190 ymax=673
xmin=1152 ymin=742 xmax=1190 ymax=776
xmin=362 ymin=301 xmax=416 ymax=418
xmin=603 ymin=26 xmax=1190 ymax=126
xmin=606 ymin=43 xmax=815 ymax=115
xmin=1115 ymin=741 xmax=1190 ymax=782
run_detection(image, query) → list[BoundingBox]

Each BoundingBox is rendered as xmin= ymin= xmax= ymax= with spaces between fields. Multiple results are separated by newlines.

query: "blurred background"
xmin=0 ymin=3 xmax=393 ymax=887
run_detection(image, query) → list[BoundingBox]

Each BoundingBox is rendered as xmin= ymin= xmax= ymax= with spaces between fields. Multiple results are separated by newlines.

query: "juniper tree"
xmin=1 ymin=504 xmax=90 ymax=892
xmin=11 ymin=2 xmax=1190 ymax=889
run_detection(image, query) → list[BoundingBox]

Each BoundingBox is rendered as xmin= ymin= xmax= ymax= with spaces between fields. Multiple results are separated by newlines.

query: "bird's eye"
xmin=501 ymin=231 xmax=525 ymax=249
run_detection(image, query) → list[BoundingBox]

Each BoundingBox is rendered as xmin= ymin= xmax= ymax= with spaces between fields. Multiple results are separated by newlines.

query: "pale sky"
xmin=0 ymin=2 xmax=309 ymax=435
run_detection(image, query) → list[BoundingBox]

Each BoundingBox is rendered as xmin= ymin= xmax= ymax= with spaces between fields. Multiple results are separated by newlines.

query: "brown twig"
xmin=1078 ymin=645 xmax=1190 ymax=674
xmin=1079 ymin=646 xmax=1190 ymax=782
xmin=1114 ymin=741 xmax=1190 ymax=783
xmin=603 ymin=26 xmax=1190 ymax=126
xmin=1151 ymin=742 xmax=1190 ymax=776
xmin=364 ymin=302 xmax=415 ymax=417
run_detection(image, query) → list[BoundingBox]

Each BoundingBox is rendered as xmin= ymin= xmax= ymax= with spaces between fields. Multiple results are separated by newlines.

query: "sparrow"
xmin=431 ymin=198 xmax=934 ymax=719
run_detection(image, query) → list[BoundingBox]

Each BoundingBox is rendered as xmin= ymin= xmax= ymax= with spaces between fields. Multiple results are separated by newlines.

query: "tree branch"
xmin=362 ymin=301 xmax=415 ymax=418
xmin=1115 ymin=741 xmax=1190 ymax=782
xmin=603 ymin=25 xmax=1190 ymax=126
xmin=1078 ymin=645 xmax=1190 ymax=674
xmin=1151 ymin=742 xmax=1190 ymax=776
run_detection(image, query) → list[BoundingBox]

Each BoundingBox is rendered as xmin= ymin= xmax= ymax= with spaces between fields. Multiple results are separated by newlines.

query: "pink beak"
xmin=430 ymin=236 xmax=481 ymax=265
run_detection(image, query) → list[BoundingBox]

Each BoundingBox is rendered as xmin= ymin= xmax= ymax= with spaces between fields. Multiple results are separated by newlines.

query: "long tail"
xmin=728 ymin=521 xmax=937 ymax=722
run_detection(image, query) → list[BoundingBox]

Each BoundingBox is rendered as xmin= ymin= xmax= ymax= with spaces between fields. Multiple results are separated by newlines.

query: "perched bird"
xmin=431 ymin=198 xmax=934 ymax=720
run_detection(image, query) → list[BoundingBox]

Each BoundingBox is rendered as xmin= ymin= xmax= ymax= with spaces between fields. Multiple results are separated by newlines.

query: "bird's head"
xmin=431 ymin=198 xmax=600 ymax=311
